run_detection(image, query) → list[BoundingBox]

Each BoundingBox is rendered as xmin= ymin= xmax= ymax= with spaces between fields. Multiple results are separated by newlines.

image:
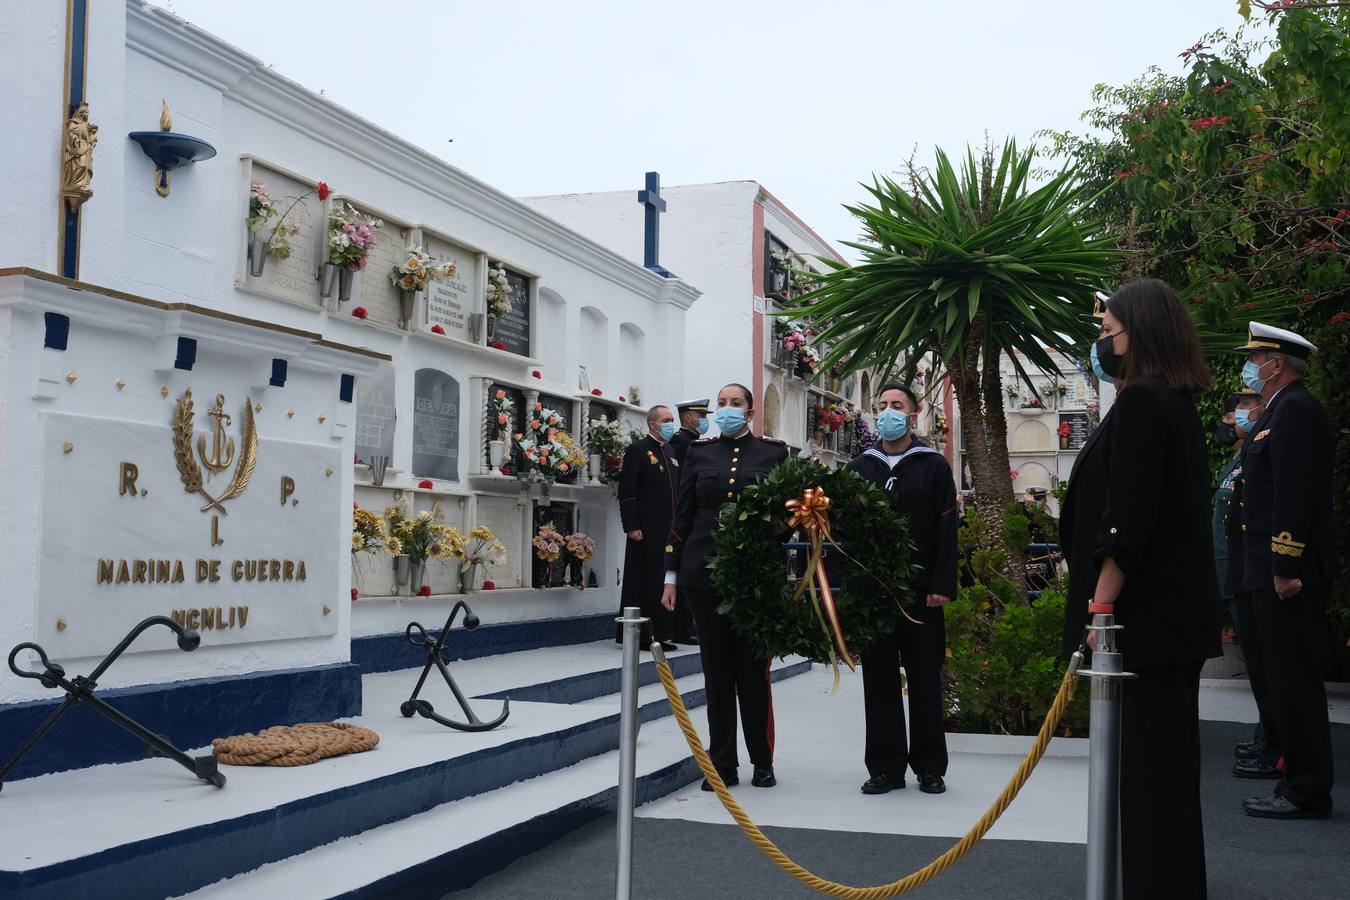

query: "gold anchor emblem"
xmin=172 ymin=389 xmax=257 ymax=514
xmin=197 ymin=393 xmax=236 ymax=474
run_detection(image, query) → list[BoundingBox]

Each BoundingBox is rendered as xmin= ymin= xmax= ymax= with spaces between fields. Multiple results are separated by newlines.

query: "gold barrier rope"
xmin=654 ymin=656 xmax=1077 ymax=898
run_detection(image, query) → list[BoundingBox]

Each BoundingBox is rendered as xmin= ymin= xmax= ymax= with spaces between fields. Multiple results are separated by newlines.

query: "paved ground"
xmin=455 ymin=665 xmax=1350 ymax=899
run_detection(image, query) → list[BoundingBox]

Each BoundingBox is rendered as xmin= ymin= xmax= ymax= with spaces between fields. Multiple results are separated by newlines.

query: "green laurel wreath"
xmin=709 ymin=459 xmax=916 ymax=663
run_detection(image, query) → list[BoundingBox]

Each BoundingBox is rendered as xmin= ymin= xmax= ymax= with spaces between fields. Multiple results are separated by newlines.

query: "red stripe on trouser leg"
xmin=764 ymin=661 xmax=775 ymax=755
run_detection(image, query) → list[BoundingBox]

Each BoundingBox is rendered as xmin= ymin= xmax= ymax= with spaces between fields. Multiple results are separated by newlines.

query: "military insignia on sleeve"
xmin=1271 ymin=531 xmax=1306 ymax=558
xmin=1253 ymin=429 xmax=1270 ymax=442
xmin=647 ymin=450 xmax=658 ymax=464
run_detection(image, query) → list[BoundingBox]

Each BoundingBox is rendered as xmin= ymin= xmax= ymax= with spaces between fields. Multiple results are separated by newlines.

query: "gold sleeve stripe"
xmin=1271 ymin=531 xmax=1306 ymax=557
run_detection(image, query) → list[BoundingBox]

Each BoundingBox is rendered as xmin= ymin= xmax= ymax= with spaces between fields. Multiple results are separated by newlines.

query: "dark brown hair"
xmin=877 ymin=383 xmax=919 ymax=411
xmin=1107 ymin=279 xmax=1212 ymax=393
xmin=722 ymin=382 xmax=754 ymax=410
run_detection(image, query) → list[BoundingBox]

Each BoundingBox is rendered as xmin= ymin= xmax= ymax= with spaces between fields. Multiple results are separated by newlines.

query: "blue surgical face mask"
xmin=714 ymin=406 xmax=747 ymax=435
xmin=1242 ymin=358 xmax=1273 ymax=393
xmin=659 ymin=421 xmax=677 ymax=441
xmin=697 ymin=417 xmax=710 ymax=435
xmin=1234 ymin=408 xmax=1256 ymax=435
xmin=1090 ymin=340 xmax=1115 ymax=385
xmin=876 ymin=408 xmax=910 ymax=441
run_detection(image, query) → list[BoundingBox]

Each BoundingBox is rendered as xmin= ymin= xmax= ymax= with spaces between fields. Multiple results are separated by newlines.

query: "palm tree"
xmin=788 ymin=140 xmax=1119 ymax=584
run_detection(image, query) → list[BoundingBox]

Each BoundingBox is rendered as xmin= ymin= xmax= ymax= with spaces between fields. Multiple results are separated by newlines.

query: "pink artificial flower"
xmin=495 ymin=389 xmax=507 ymax=400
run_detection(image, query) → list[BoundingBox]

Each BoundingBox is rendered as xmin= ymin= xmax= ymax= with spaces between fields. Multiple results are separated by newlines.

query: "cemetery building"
xmin=0 ymin=8 xmax=709 ymax=889
xmin=527 ymin=181 xmax=871 ymax=465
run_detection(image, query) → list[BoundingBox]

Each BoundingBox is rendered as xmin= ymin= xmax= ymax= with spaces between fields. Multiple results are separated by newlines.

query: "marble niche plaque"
xmin=412 ymin=368 xmax=460 ymax=481
xmin=351 ymin=208 xmax=406 ymax=326
xmin=476 ymin=495 xmax=522 ymax=588
xmin=38 ymin=408 xmax=342 ymax=657
xmin=423 ymin=235 xmax=478 ymax=341
xmin=354 ymin=362 xmax=396 ymax=464
xmin=245 ymin=165 xmax=321 ymax=306
xmin=491 ymin=268 xmax=531 ymax=357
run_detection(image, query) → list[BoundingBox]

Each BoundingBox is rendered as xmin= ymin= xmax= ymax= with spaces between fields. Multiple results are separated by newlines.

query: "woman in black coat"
xmin=661 ymin=383 xmax=788 ymax=791
xmin=1060 ymin=279 xmax=1221 ymax=900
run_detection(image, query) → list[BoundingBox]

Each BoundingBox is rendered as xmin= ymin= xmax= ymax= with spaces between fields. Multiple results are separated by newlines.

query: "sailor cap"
xmin=1237 ymin=321 xmax=1317 ymax=359
xmin=676 ymin=399 xmax=710 ymax=414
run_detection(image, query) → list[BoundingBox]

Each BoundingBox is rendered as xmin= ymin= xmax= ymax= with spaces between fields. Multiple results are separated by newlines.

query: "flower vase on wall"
xmin=461 ymin=562 xmax=480 ymax=593
xmin=1059 ymin=434 xmax=1070 ymax=450
xmin=320 ymin=262 xmax=340 ymax=298
xmin=393 ymin=554 xmax=411 ymax=593
xmin=399 ymin=289 xmax=419 ymax=328
xmin=247 ymin=233 xmax=268 ymax=277
xmin=588 ymin=454 xmax=602 ymax=485
xmin=408 ymin=561 xmax=427 ymax=596
xmin=489 ymin=439 xmax=505 ymax=469
xmin=486 ymin=314 xmax=497 ymax=342
xmin=338 ymin=268 xmax=355 ymax=304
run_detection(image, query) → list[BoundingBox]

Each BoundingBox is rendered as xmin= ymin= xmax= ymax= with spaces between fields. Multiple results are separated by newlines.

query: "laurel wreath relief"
xmin=173 ymin=388 xmax=258 ymax=513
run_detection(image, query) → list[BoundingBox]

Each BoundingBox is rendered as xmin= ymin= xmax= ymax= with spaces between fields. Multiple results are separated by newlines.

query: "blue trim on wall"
xmin=43 ymin=312 xmax=70 ymax=350
xmin=174 ymin=336 xmax=197 ymax=370
xmin=0 ymin=662 xmax=361 ymax=782
xmin=59 ymin=0 xmax=90 ymax=280
xmin=270 ymin=358 xmax=288 ymax=387
xmin=352 ymin=611 xmax=613 ymax=675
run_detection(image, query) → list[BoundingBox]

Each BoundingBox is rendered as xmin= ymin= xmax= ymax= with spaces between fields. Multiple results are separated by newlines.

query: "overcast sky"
xmin=151 ymin=0 xmax=1265 ymax=259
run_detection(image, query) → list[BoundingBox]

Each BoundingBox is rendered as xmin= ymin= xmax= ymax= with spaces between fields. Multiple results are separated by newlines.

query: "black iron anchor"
xmin=0 ymin=616 xmax=226 ymax=793
xmin=399 ymin=600 xmax=509 ymax=732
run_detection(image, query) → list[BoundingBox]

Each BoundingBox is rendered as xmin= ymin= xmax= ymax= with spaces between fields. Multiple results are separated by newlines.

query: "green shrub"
xmin=943 ymin=508 xmax=1089 ymax=736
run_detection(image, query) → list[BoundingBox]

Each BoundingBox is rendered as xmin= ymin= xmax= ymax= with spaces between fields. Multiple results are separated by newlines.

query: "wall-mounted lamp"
xmin=128 ymin=101 xmax=216 ymax=197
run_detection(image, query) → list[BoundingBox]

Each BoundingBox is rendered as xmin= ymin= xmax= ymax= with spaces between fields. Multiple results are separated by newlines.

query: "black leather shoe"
xmin=751 ymin=766 xmax=777 ymax=788
xmin=1233 ymin=760 xmax=1281 ymax=779
xmin=659 ymin=641 xmax=678 ymax=652
xmin=1234 ymin=740 xmax=1262 ymax=760
xmin=861 ymin=773 xmax=905 ymax=794
xmin=700 ymin=769 xmax=738 ymax=791
xmin=919 ymin=774 xmax=947 ymax=794
xmin=1242 ymin=794 xmax=1331 ymax=820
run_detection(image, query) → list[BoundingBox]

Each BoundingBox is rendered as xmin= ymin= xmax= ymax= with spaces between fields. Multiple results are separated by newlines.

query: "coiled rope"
xmin=655 ymin=657 xmax=1076 ymax=897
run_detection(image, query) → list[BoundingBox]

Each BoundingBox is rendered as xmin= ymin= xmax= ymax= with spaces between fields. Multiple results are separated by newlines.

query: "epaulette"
xmin=759 ymin=436 xmax=787 ymax=446
xmin=694 ymin=436 xmax=719 ymax=445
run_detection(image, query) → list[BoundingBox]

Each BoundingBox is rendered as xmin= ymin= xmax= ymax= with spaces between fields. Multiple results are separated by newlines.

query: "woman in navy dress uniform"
xmin=1060 ymin=280 xmax=1221 ymax=900
xmin=661 ymin=383 xmax=787 ymax=790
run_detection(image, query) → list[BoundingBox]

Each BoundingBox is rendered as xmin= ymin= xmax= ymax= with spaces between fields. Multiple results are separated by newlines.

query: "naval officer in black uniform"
xmin=661 ymin=383 xmax=788 ymax=790
xmin=847 ymin=383 xmax=958 ymax=796
xmin=618 ymin=404 xmax=679 ymax=650
xmin=666 ymin=398 xmax=710 ymax=465
xmin=1233 ymin=322 xmax=1336 ymax=821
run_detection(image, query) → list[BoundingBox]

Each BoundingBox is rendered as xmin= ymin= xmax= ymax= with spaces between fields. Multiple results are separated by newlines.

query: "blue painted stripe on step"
xmin=476 ymin=650 xmax=704 ymax=704
xmin=351 ymin=612 xmax=613 ymax=675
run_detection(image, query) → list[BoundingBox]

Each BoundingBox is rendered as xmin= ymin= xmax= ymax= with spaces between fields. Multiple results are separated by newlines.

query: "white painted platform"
xmin=638 ymin=665 xmax=1092 ymax=845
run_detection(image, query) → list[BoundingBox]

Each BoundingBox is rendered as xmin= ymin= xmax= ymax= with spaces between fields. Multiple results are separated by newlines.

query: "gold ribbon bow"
xmin=786 ymin=487 xmax=855 ymax=691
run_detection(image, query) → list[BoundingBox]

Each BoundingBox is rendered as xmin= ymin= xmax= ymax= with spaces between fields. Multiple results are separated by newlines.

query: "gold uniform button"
xmin=730 ymin=467 xmax=737 ymax=472
xmin=729 ymin=478 xmax=736 ymax=484
xmin=726 ymin=491 xmax=734 ymax=498
xmin=1242 ymin=524 xmax=1247 ymax=532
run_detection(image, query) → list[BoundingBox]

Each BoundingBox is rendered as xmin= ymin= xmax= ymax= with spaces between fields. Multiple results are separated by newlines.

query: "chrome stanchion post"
xmin=614 ymin=606 xmax=647 ymax=900
xmin=1074 ymin=613 xmax=1135 ymax=900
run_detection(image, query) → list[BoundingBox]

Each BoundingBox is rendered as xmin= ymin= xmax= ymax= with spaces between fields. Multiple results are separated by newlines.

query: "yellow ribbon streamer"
xmin=786 ymin=487 xmax=855 ymax=691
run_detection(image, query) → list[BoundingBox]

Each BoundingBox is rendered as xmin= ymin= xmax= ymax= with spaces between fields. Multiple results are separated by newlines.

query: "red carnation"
xmin=1332 ymin=312 xmax=1350 ymax=326
xmin=500 ymin=465 xmax=512 ymax=476
xmin=619 ymin=395 xmax=626 ymax=403
xmin=431 ymin=324 xmax=446 ymax=335
xmin=351 ymin=588 xmax=359 ymax=602
xmin=591 ymin=388 xmax=602 ymax=396
xmin=418 ymin=585 xmax=432 ymax=597
xmin=531 ymin=370 xmax=542 ymax=379
xmin=354 ymin=452 xmax=360 ymax=463
xmin=490 ymin=341 xmax=506 ymax=350
xmin=352 ymin=306 xmax=368 ymax=320
xmin=418 ymin=479 xmax=434 ymax=489
xmin=482 ymin=580 xmax=496 ymax=590
xmin=317 ymin=182 xmax=331 ymax=201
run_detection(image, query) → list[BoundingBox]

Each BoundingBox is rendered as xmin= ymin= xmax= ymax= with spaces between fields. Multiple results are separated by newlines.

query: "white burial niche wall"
xmin=0 ymin=271 xmax=384 ymax=701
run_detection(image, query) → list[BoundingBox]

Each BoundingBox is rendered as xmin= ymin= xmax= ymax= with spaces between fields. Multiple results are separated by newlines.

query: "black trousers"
xmin=861 ymin=606 xmax=947 ymax=778
xmin=674 ymin=587 xmax=698 ymax=643
xmin=687 ymin=587 xmax=774 ymax=772
xmin=1120 ymin=661 xmax=1207 ymax=900
xmin=1253 ymin=585 xmax=1334 ymax=811
xmin=1233 ymin=591 xmax=1280 ymax=764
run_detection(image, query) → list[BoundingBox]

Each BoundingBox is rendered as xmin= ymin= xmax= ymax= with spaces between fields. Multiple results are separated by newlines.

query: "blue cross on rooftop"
xmin=637 ymin=171 xmax=673 ymax=278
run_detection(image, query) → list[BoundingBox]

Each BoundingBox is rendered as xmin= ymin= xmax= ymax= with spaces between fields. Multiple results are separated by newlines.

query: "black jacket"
xmin=666 ymin=426 xmax=699 ymax=465
xmin=1060 ymin=378 xmax=1222 ymax=668
xmin=1232 ymin=380 xmax=1337 ymax=590
xmin=618 ymin=435 xmax=676 ymax=611
xmin=846 ymin=444 xmax=959 ymax=601
xmin=665 ymin=432 xmax=788 ymax=592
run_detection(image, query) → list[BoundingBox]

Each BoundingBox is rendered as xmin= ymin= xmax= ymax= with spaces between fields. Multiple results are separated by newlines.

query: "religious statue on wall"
xmin=61 ymin=101 xmax=99 ymax=213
